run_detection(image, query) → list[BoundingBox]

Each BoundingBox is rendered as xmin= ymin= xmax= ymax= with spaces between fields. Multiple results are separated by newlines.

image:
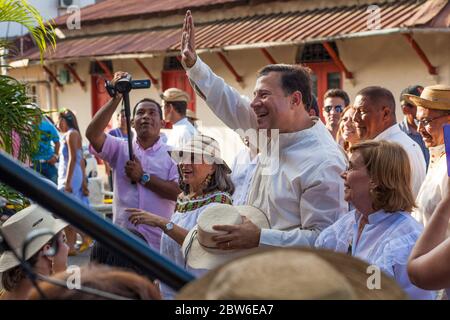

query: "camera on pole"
xmin=105 ymin=75 xmax=151 ymax=180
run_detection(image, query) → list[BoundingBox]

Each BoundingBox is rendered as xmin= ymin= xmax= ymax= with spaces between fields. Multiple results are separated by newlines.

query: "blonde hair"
xmin=336 ymin=105 xmax=355 ymax=152
xmin=349 ymin=140 xmax=415 ymax=213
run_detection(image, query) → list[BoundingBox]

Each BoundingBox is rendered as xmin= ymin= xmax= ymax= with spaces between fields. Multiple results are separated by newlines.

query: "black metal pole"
xmin=122 ymin=91 xmax=134 ymax=161
xmin=0 ymin=151 xmax=194 ymax=290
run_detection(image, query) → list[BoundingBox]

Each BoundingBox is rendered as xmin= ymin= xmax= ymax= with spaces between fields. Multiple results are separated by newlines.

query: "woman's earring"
xmin=203 ymin=174 xmax=212 ymax=188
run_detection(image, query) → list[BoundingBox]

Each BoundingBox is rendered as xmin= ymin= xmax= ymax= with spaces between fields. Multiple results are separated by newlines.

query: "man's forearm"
xmin=143 ymin=176 xmax=181 ymax=201
xmin=86 ymin=96 xmax=122 ymax=148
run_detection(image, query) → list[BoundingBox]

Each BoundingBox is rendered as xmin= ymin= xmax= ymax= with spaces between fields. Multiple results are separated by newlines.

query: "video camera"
xmin=105 ymin=75 xmax=151 ymax=97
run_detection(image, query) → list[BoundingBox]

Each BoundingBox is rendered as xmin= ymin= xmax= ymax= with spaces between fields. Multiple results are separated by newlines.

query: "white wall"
xmin=338 ymin=33 xmax=450 ymax=122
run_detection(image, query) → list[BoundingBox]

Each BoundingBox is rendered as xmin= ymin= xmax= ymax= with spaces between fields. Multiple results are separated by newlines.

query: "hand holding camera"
xmin=105 ymin=71 xmax=151 ymax=98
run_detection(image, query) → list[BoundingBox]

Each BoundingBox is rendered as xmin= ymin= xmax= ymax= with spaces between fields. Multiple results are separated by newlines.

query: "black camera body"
xmin=105 ymin=75 xmax=151 ymax=97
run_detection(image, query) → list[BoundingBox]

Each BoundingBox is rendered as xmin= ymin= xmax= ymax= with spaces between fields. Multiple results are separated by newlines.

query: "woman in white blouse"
xmin=315 ymin=140 xmax=435 ymax=299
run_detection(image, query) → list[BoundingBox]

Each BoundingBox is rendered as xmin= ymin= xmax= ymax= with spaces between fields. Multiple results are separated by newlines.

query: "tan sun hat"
xmin=169 ymin=135 xmax=231 ymax=173
xmin=181 ymin=204 xmax=270 ymax=270
xmin=0 ymin=204 xmax=68 ymax=273
xmin=403 ymin=84 xmax=450 ymax=110
xmin=186 ymin=109 xmax=198 ymax=121
xmin=177 ymin=247 xmax=408 ymax=300
xmin=160 ymin=88 xmax=190 ymax=103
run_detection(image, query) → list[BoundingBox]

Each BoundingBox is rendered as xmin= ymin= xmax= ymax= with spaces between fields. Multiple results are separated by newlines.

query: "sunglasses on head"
xmin=324 ymin=105 xmax=344 ymax=113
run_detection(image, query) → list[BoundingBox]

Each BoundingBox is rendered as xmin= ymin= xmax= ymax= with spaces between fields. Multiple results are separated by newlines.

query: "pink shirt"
xmin=92 ymin=134 xmax=178 ymax=250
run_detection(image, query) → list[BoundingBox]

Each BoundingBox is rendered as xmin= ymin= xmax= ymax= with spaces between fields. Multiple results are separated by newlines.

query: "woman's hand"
xmin=126 ymin=208 xmax=166 ymax=228
xmin=64 ymin=184 xmax=73 ymax=193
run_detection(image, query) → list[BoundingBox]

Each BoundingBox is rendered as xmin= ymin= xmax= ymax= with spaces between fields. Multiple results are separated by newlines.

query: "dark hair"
xmin=90 ymin=230 xmax=150 ymax=280
xmin=179 ymin=164 xmax=234 ymax=196
xmin=1 ymin=235 xmax=59 ymax=291
xmin=132 ymin=98 xmax=162 ymax=120
xmin=257 ymin=64 xmax=312 ymax=109
xmin=28 ymin=264 xmax=161 ymax=300
xmin=168 ymin=101 xmax=187 ymax=116
xmin=400 ymin=85 xmax=423 ymax=103
xmin=58 ymin=109 xmax=80 ymax=133
xmin=356 ymin=86 xmax=396 ymax=114
xmin=324 ymin=89 xmax=350 ymax=107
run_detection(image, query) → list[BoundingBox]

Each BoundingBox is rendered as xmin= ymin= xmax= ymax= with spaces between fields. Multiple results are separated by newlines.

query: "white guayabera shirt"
xmin=413 ymin=145 xmax=449 ymax=235
xmin=374 ymin=124 xmax=426 ymax=198
xmin=186 ymin=57 xmax=348 ymax=247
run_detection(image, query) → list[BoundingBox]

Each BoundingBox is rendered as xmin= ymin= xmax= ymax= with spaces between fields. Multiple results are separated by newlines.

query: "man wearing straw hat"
xmin=404 ymin=85 xmax=450 ymax=234
xmin=160 ymin=88 xmax=198 ymax=149
xmin=180 ymin=11 xmax=347 ymax=250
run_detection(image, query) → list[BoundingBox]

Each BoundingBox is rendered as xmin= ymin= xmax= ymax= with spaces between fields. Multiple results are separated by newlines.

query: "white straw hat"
xmin=181 ymin=204 xmax=270 ymax=270
xmin=0 ymin=205 xmax=67 ymax=273
xmin=177 ymin=247 xmax=408 ymax=300
xmin=169 ymin=135 xmax=231 ymax=173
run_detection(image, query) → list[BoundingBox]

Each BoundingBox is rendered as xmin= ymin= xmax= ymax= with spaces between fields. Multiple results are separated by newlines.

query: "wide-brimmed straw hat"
xmin=177 ymin=247 xmax=408 ymax=300
xmin=160 ymin=88 xmax=190 ymax=103
xmin=0 ymin=205 xmax=67 ymax=273
xmin=403 ymin=85 xmax=450 ymax=111
xmin=169 ymin=135 xmax=231 ymax=173
xmin=181 ymin=204 xmax=270 ymax=270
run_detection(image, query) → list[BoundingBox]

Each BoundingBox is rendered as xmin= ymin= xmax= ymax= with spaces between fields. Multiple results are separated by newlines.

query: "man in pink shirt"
xmin=86 ymin=71 xmax=181 ymax=251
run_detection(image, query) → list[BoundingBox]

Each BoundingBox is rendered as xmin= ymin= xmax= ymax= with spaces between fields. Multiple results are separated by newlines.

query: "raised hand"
xmin=181 ymin=10 xmax=197 ymax=68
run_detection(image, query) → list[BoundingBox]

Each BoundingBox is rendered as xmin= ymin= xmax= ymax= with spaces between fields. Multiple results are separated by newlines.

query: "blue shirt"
xmin=32 ymin=118 xmax=60 ymax=161
xmin=315 ymin=209 xmax=436 ymax=300
xmin=399 ymin=117 xmax=430 ymax=168
xmin=108 ymin=127 xmax=128 ymax=140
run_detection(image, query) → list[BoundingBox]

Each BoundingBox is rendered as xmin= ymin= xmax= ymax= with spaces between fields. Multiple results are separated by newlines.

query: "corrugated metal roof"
xmin=53 ymin=0 xmax=245 ymax=26
xmin=22 ymin=0 xmax=446 ymax=62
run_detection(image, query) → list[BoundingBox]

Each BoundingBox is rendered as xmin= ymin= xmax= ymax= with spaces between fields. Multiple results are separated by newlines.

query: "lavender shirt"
xmin=92 ymin=134 xmax=178 ymax=250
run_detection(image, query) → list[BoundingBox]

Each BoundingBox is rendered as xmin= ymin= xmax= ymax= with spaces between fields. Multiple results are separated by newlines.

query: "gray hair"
xmin=180 ymin=164 xmax=234 ymax=196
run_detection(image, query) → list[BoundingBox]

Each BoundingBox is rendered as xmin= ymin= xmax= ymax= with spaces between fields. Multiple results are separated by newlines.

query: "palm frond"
xmin=0 ymin=0 xmax=56 ymax=62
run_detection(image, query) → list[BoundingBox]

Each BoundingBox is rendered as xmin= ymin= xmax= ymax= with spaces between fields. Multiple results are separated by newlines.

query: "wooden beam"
xmin=403 ymin=34 xmax=437 ymax=75
xmin=322 ymin=42 xmax=353 ymax=79
xmin=64 ymin=63 xmax=86 ymax=89
xmin=134 ymin=59 xmax=159 ymax=88
xmin=216 ymin=52 xmax=243 ymax=83
xmin=261 ymin=48 xmax=277 ymax=64
xmin=96 ymin=60 xmax=113 ymax=79
xmin=42 ymin=65 xmax=63 ymax=88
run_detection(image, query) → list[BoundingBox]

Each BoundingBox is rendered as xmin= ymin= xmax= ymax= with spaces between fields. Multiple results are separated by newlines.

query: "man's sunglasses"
xmin=324 ymin=105 xmax=344 ymax=113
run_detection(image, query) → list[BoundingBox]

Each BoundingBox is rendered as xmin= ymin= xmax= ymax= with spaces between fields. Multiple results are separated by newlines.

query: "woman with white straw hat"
xmin=0 ymin=205 xmax=69 ymax=300
xmin=126 ymin=135 xmax=234 ymax=299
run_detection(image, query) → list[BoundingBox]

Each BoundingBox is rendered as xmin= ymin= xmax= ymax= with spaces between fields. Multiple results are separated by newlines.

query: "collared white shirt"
xmin=187 ymin=57 xmax=348 ymax=247
xmin=166 ymin=117 xmax=198 ymax=150
xmin=230 ymin=147 xmax=259 ymax=205
xmin=316 ymin=209 xmax=436 ymax=300
xmin=413 ymin=145 xmax=449 ymax=235
xmin=374 ymin=124 xmax=426 ymax=198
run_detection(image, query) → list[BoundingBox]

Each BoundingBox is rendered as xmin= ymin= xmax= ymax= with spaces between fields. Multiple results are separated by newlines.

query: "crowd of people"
xmin=1 ymin=10 xmax=450 ymax=300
